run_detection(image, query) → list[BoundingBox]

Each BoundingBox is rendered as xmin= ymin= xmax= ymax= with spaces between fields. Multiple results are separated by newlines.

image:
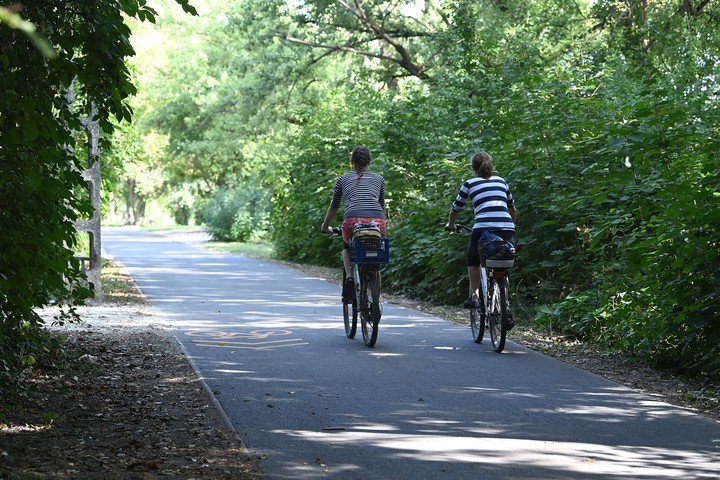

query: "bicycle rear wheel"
xmin=488 ymin=277 xmax=507 ymax=353
xmin=360 ymin=270 xmax=381 ymax=347
xmin=343 ymin=300 xmax=358 ymax=338
xmin=342 ymin=271 xmax=357 ymax=338
xmin=470 ymin=306 xmax=484 ymax=343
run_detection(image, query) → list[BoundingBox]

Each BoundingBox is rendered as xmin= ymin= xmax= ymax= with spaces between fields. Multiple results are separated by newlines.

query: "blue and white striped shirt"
xmin=331 ymin=171 xmax=386 ymax=219
xmin=452 ymin=176 xmax=515 ymax=231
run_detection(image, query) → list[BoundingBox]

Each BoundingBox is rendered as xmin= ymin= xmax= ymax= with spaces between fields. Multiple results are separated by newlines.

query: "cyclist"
xmin=445 ymin=151 xmax=517 ymax=311
xmin=321 ymin=146 xmax=387 ymax=300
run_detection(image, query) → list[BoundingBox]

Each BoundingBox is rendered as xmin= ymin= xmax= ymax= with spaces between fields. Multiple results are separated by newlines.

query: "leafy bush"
xmin=122 ymin=0 xmax=720 ymax=381
xmin=200 ymin=184 xmax=272 ymax=242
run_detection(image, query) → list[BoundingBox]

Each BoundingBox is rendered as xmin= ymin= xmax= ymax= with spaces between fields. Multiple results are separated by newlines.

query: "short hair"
xmin=471 ymin=151 xmax=493 ymax=178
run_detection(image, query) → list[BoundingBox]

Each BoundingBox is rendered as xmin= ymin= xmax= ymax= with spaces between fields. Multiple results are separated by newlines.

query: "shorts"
xmin=467 ymin=229 xmax=517 ymax=267
xmin=342 ymin=217 xmax=387 ymax=247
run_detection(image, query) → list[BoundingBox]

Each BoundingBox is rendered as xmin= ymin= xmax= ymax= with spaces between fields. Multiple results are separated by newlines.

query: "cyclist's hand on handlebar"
xmin=446 ymin=223 xmax=472 ymax=233
xmin=322 ymin=225 xmax=341 ymax=235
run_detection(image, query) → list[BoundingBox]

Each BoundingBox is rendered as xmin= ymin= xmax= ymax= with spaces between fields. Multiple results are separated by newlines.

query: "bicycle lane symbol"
xmin=185 ymin=330 xmax=309 ymax=350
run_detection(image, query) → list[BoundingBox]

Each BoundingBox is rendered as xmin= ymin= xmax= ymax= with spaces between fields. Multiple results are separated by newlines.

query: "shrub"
xmin=200 ymin=185 xmax=271 ymax=242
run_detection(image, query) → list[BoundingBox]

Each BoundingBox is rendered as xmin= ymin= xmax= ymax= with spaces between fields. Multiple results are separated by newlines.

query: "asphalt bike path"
xmin=102 ymin=227 xmax=720 ymax=480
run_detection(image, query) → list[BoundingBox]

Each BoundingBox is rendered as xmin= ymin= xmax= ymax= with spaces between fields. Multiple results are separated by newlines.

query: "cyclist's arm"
xmin=321 ymin=206 xmax=339 ymax=234
xmin=378 ymin=177 xmax=386 ymax=212
xmin=507 ymin=185 xmax=517 ymax=223
xmin=509 ymin=205 xmax=517 ymax=223
xmin=445 ymin=208 xmax=460 ymax=231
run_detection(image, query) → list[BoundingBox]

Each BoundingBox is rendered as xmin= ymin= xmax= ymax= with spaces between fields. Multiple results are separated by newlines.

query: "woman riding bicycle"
xmin=321 ymin=146 xmax=387 ymax=300
xmin=445 ymin=151 xmax=517 ymax=310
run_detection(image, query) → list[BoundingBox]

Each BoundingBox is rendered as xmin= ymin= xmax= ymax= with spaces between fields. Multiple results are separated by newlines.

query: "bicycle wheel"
xmin=470 ymin=305 xmax=484 ymax=343
xmin=360 ymin=270 xmax=381 ymax=347
xmin=343 ymin=299 xmax=358 ymax=338
xmin=488 ymin=277 xmax=507 ymax=353
xmin=342 ymin=270 xmax=357 ymax=338
xmin=343 ymin=279 xmax=357 ymax=338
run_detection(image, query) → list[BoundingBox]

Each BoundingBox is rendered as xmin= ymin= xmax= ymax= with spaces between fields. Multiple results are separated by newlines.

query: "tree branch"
xmin=678 ymin=0 xmax=712 ymax=16
xmin=337 ymin=0 xmax=429 ymax=78
xmin=281 ymin=33 xmax=409 ymax=67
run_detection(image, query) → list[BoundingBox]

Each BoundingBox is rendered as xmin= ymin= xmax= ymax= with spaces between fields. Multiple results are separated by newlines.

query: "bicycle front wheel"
xmin=360 ymin=270 xmax=381 ymax=347
xmin=488 ymin=278 xmax=507 ymax=353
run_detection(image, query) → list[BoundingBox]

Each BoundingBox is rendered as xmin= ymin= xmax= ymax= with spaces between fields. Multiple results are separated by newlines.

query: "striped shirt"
xmin=452 ymin=176 xmax=515 ymax=231
xmin=330 ymin=171 xmax=386 ymax=219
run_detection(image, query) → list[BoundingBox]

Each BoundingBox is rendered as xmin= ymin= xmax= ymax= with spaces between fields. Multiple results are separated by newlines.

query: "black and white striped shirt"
xmin=330 ymin=171 xmax=386 ymax=219
xmin=452 ymin=176 xmax=515 ymax=231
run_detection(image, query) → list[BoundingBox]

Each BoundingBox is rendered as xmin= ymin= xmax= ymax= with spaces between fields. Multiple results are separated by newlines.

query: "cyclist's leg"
xmin=341 ymin=245 xmax=352 ymax=277
xmin=464 ymin=229 xmax=483 ymax=308
xmin=468 ymin=266 xmax=481 ymax=303
xmin=340 ymin=241 xmax=354 ymax=300
xmin=337 ymin=219 xmax=358 ymax=300
xmin=340 ymin=219 xmax=357 ymax=277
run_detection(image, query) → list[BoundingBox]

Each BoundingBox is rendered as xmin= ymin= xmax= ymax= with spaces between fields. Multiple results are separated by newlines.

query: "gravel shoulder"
xmin=0 ymin=302 xmax=264 ymax=480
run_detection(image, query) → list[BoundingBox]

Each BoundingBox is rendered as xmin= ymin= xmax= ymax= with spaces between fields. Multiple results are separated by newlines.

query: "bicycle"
xmin=330 ymin=225 xmax=390 ymax=347
xmin=448 ymin=224 xmax=515 ymax=353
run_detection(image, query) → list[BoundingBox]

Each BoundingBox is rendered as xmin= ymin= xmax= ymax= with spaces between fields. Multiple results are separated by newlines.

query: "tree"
xmin=104 ymin=123 xmax=168 ymax=224
xmin=0 ymin=0 xmax=196 ymax=395
xmin=118 ymin=0 xmax=720 ymax=379
xmin=269 ymin=0 xmax=720 ymax=378
xmin=279 ymin=0 xmax=446 ymax=81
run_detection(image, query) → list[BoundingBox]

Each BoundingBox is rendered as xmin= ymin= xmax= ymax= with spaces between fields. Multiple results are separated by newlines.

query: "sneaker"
xmin=342 ymin=278 xmax=355 ymax=301
xmin=463 ymin=296 xmax=479 ymax=309
xmin=506 ymin=312 xmax=515 ymax=331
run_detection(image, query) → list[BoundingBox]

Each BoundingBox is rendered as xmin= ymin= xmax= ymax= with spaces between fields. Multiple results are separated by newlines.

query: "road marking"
xmin=186 ymin=329 xmax=293 ymax=340
xmin=194 ymin=341 xmax=309 ymax=350
xmin=186 ymin=330 xmax=307 ymax=350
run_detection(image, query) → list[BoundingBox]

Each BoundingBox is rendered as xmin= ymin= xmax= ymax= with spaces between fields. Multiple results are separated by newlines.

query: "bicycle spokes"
xmin=360 ymin=270 xmax=381 ymax=347
xmin=488 ymin=278 xmax=507 ymax=353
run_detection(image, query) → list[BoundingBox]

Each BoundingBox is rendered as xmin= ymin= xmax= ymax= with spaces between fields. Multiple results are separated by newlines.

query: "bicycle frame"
xmin=449 ymin=224 xmax=513 ymax=353
xmin=485 ymin=266 xmax=510 ymax=352
xmin=353 ymin=263 xmax=378 ymax=308
xmin=330 ymin=227 xmax=388 ymax=348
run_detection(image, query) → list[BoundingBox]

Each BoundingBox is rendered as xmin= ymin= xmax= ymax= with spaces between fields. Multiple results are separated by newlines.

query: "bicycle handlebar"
xmin=447 ymin=224 xmax=521 ymax=255
xmin=446 ymin=224 xmax=472 ymax=233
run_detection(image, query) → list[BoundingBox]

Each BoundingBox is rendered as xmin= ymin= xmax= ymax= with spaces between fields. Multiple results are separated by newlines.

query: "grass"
xmin=100 ymin=258 xmax=147 ymax=305
xmin=138 ymin=224 xmax=203 ymax=232
xmin=202 ymin=240 xmax=275 ymax=259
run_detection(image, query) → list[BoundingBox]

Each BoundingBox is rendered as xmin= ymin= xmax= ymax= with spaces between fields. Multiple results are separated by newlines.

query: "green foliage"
xmin=104 ymin=123 xmax=168 ymax=224
xmin=127 ymin=0 xmax=720 ymax=381
xmin=200 ymin=185 xmax=272 ymax=242
xmin=269 ymin=0 xmax=720 ymax=379
xmin=0 ymin=0 xmax=196 ymax=396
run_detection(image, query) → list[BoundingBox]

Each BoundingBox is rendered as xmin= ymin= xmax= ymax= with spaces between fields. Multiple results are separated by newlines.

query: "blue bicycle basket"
xmin=480 ymin=231 xmax=516 ymax=260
